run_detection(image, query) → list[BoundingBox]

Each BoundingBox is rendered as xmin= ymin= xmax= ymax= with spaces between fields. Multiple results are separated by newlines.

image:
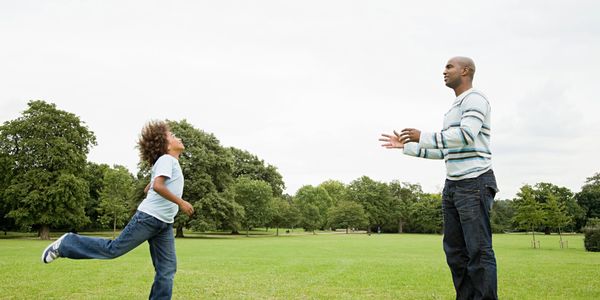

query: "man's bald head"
xmin=449 ymin=56 xmax=476 ymax=81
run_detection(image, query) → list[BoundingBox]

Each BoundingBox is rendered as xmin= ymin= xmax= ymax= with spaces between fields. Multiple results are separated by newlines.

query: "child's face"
xmin=167 ymin=131 xmax=185 ymax=152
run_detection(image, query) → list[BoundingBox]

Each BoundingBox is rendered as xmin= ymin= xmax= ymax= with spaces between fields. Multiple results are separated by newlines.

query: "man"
xmin=42 ymin=120 xmax=194 ymax=300
xmin=380 ymin=57 xmax=499 ymax=300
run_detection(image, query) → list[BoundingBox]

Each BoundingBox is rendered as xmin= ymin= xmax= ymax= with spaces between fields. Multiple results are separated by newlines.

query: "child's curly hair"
xmin=137 ymin=120 xmax=170 ymax=166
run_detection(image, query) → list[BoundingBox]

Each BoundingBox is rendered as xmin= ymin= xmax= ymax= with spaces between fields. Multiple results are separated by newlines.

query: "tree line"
xmin=1 ymin=101 xmax=599 ymax=239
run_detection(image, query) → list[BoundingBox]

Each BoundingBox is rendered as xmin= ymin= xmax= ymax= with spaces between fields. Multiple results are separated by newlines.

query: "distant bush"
xmin=583 ymin=220 xmax=600 ymax=252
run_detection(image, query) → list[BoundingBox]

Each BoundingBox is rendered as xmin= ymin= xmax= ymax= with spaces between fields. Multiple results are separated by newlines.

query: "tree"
xmin=282 ymin=194 xmax=301 ymax=232
xmin=490 ymin=199 xmax=515 ymax=233
xmin=0 ymin=101 xmax=96 ymax=239
xmin=294 ymin=185 xmax=332 ymax=233
xmin=544 ymin=194 xmax=572 ymax=247
xmin=513 ymin=185 xmax=546 ymax=248
xmin=232 ymin=177 xmax=272 ymax=236
xmin=347 ymin=176 xmax=393 ymax=233
xmin=97 ymin=165 xmax=135 ymax=239
xmin=82 ymin=162 xmax=110 ymax=229
xmin=185 ymin=189 xmax=243 ymax=234
xmin=318 ymin=180 xmax=348 ymax=207
xmin=328 ymin=201 xmax=368 ymax=233
xmin=388 ymin=181 xmax=422 ymax=233
xmin=166 ymin=120 xmax=235 ymax=237
xmin=0 ymin=151 xmax=16 ymax=234
xmin=576 ymin=173 xmax=600 ymax=226
xmin=229 ymin=147 xmax=285 ymax=196
xmin=409 ymin=193 xmax=443 ymax=234
xmin=531 ymin=182 xmax=582 ymax=233
xmin=268 ymin=197 xmax=292 ymax=236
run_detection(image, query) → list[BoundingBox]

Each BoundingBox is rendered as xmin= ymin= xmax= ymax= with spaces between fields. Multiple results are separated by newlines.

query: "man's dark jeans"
xmin=442 ymin=169 xmax=498 ymax=300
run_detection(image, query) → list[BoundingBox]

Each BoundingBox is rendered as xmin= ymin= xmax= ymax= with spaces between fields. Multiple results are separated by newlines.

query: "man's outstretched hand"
xmin=399 ymin=128 xmax=421 ymax=144
xmin=379 ymin=130 xmax=406 ymax=149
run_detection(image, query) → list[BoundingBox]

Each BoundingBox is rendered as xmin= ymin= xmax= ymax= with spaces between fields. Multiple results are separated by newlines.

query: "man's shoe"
xmin=41 ymin=233 xmax=69 ymax=264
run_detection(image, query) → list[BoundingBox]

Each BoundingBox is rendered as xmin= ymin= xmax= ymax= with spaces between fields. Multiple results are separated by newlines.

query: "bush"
xmin=583 ymin=224 xmax=600 ymax=252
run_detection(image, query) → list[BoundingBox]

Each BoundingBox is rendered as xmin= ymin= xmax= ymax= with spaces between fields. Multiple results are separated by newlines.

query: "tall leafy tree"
xmin=531 ymin=182 xmax=582 ymax=232
xmin=347 ymin=176 xmax=392 ymax=233
xmin=267 ymin=197 xmax=291 ymax=236
xmin=0 ymin=152 xmax=15 ymax=234
xmin=294 ymin=185 xmax=332 ymax=233
xmin=513 ymin=185 xmax=546 ymax=248
xmin=232 ymin=177 xmax=272 ymax=236
xmin=388 ymin=181 xmax=422 ymax=233
xmin=190 ymin=190 xmax=243 ymax=234
xmin=544 ymin=194 xmax=572 ymax=247
xmin=97 ymin=165 xmax=135 ymax=239
xmin=282 ymin=194 xmax=301 ymax=232
xmin=318 ymin=180 xmax=348 ymax=207
xmin=82 ymin=162 xmax=110 ymax=229
xmin=229 ymin=147 xmax=285 ymax=196
xmin=409 ymin=193 xmax=443 ymax=234
xmin=576 ymin=173 xmax=600 ymax=225
xmin=0 ymin=101 xmax=96 ymax=239
xmin=328 ymin=201 xmax=368 ymax=233
xmin=490 ymin=199 xmax=515 ymax=233
xmin=166 ymin=120 xmax=235 ymax=237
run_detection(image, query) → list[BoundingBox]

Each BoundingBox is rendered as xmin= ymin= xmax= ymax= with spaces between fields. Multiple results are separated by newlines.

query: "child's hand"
xmin=179 ymin=200 xmax=194 ymax=216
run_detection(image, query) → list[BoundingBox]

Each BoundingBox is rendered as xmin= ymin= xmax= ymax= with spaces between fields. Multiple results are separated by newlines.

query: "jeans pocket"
xmin=485 ymin=184 xmax=499 ymax=198
xmin=483 ymin=184 xmax=498 ymax=212
xmin=454 ymin=186 xmax=481 ymax=223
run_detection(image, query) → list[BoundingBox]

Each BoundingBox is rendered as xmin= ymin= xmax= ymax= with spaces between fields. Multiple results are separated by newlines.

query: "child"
xmin=42 ymin=120 xmax=194 ymax=300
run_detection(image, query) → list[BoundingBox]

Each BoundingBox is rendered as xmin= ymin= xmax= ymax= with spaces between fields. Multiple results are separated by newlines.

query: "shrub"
xmin=583 ymin=223 xmax=600 ymax=252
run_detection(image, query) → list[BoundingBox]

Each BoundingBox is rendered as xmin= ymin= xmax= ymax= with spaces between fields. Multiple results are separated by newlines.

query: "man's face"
xmin=167 ymin=131 xmax=185 ymax=152
xmin=443 ymin=59 xmax=462 ymax=89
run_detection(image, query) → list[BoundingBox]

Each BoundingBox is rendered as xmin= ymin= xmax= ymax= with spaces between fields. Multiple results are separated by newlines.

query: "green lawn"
xmin=0 ymin=232 xmax=598 ymax=299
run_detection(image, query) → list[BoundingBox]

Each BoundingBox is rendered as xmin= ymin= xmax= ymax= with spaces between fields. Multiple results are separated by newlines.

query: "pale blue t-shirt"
xmin=138 ymin=154 xmax=184 ymax=223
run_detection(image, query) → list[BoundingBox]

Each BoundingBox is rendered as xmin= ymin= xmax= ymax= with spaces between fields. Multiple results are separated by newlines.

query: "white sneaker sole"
xmin=41 ymin=233 xmax=69 ymax=263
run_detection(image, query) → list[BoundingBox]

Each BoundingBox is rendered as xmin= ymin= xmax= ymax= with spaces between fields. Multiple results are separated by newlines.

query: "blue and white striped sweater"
xmin=403 ymin=88 xmax=492 ymax=180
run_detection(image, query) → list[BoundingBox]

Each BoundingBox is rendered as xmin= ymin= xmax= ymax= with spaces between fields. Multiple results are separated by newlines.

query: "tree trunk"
xmin=346 ymin=227 xmax=349 ymax=234
xmin=276 ymin=227 xmax=279 ymax=236
xmin=39 ymin=225 xmax=50 ymax=240
xmin=532 ymin=225 xmax=537 ymax=249
xmin=176 ymin=225 xmax=184 ymax=238
xmin=398 ymin=220 xmax=403 ymax=234
xmin=246 ymin=228 xmax=250 ymax=237
xmin=558 ymin=227 xmax=563 ymax=248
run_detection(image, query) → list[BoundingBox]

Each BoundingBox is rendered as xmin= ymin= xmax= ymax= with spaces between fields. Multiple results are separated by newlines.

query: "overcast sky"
xmin=1 ymin=1 xmax=599 ymax=199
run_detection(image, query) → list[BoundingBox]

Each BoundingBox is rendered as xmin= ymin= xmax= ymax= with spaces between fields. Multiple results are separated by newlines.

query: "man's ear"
xmin=461 ymin=67 xmax=469 ymax=76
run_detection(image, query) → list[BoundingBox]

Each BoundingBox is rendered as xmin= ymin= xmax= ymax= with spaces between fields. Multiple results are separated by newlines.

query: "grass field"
xmin=1 ymin=231 xmax=599 ymax=299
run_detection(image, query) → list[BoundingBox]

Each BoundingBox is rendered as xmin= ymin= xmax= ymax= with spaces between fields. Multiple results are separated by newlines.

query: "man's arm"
xmin=403 ymin=143 xmax=445 ymax=160
xmin=380 ymin=130 xmax=444 ymax=160
xmin=153 ymin=176 xmax=194 ymax=216
xmin=401 ymin=95 xmax=489 ymax=150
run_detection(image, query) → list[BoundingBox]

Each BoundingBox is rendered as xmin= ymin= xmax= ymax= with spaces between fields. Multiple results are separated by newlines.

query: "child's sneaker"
xmin=41 ymin=233 xmax=69 ymax=263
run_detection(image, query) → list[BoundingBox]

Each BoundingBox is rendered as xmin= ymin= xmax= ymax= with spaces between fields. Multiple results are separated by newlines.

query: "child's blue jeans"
xmin=59 ymin=210 xmax=176 ymax=300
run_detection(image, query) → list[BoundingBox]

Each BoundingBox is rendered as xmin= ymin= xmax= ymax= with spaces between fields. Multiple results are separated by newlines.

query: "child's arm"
xmin=153 ymin=176 xmax=194 ymax=216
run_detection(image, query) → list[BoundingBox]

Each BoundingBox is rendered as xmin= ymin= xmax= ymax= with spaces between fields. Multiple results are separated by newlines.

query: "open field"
xmin=1 ymin=231 xmax=598 ymax=299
